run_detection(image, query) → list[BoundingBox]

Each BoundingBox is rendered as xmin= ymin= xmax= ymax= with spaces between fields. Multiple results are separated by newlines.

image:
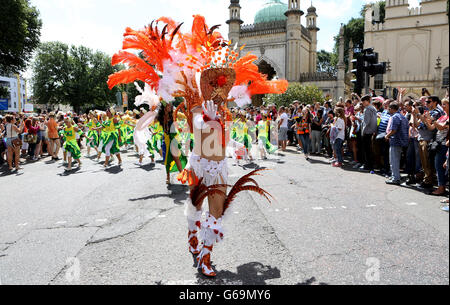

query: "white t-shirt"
xmin=280 ymin=113 xmax=289 ymax=128
xmin=335 ymin=118 xmax=346 ymax=140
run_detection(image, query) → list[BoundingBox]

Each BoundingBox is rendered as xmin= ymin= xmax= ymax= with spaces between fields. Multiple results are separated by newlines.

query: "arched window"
xmin=443 ymin=67 xmax=449 ymax=88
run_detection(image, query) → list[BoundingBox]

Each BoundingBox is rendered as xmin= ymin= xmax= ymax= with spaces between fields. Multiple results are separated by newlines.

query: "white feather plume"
xmin=228 ymin=85 xmax=251 ymax=108
xmin=134 ymin=83 xmax=160 ymax=108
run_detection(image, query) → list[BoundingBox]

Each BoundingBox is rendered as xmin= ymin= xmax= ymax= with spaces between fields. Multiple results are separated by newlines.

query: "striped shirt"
xmin=378 ymin=110 xmax=392 ymax=135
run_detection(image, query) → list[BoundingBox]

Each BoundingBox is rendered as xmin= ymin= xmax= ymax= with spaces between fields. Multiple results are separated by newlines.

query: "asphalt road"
xmin=0 ymin=146 xmax=448 ymax=285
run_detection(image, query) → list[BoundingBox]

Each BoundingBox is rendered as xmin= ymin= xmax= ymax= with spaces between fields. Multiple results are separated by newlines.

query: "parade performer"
xmin=157 ymin=102 xmax=187 ymax=184
xmin=97 ymin=108 xmax=123 ymax=168
xmin=86 ymin=111 xmax=100 ymax=157
xmin=107 ymin=15 xmax=288 ymax=277
xmin=124 ymin=111 xmax=136 ymax=149
xmin=62 ymin=117 xmax=84 ymax=171
xmin=234 ymin=110 xmax=254 ymax=161
xmin=129 ymin=82 xmax=161 ymax=167
xmin=257 ymin=114 xmax=277 ymax=159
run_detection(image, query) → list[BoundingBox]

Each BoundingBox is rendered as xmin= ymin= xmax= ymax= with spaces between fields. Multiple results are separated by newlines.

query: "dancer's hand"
xmin=202 ymin=100 xmax=217 ymax=120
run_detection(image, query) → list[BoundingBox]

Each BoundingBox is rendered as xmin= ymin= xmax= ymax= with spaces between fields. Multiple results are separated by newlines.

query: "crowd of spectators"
xmin=1 ymin=90 xmax=449 ymax=211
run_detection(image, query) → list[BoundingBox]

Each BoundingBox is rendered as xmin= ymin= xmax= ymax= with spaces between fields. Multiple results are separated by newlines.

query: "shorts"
xmin=6 ymin=137 xmax=18 ymax=148
xmin=278 ymin=127 xmax=288 ymax=141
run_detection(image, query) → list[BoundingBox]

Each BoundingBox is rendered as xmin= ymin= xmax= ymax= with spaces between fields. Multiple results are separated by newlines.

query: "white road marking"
xmin=312 ymin=207 xmax=324 ymax=210
xmin=56 ymin=221 xmax=67 ymax=225
xmin=405 ymin=202 xmax=418 ymax=206
xmin=158 ymin=215 xmax=167 ymax=218
xmin=275 ymin=209 xmax=280 ymax=212
xmin=366 ymin=204 xmax=377 ymax=208
xmin=341 ymin=206 xmax=347 ymax=209
xmin=325 ymin=207 xmax=337 ymax=209
xmin=17 ymin=223 xmax=28 ymax=227
xmin=234 ymin=211 xmax=240 ymax=214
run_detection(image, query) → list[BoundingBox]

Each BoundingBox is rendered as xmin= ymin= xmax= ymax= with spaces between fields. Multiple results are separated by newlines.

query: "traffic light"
xmin=362 ymin=48 xmax=387 ymax=76
xmin=351 ymin=54 xmax=365 ymax=95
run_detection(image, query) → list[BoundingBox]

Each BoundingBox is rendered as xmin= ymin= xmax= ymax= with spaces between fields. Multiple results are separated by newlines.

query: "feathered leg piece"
xmin=222 ymin=169 xmax=273 ymax=215
xmin=185 ymin=198 xmax=202 ymax=255
xmin=197 ymin=212 xmax=224 ymax=277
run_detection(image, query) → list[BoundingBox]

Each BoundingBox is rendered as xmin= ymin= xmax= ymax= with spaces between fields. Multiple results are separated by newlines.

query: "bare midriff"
xmin=192 ymin=108 xmax=226 ymax=162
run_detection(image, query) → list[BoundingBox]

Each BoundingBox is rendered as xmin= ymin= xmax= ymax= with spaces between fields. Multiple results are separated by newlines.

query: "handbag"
xmin=12 ymin=138 xmax=22 ymax=148
xmin=24 ymin=134 xmax=37 ymax=144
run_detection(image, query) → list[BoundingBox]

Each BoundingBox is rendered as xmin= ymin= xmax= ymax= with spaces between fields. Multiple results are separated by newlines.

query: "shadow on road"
xmin=196 ymin=262 xmax=281 ymax=285
xmin=129 ymin=184 xmax=189 ymax=205
xmin=306 ymin=158 xmax=330 ymax=166
xmin=295 ymin=277 xmax=328 ymax=285
xmin=57 ymin=167 xmax=83 ymax=176
xmin=0 ymin=168 xmax=24 ymax=177
xmin=139 ymin=163 xmax=157 ymax=172
xmin=104 ymin=166 xmax=124 ymax=174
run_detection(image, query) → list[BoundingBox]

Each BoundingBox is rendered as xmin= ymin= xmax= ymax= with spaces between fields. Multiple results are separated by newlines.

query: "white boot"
xmin=185 ymin=199 xmax=202 ymax=255
xmin=197 ymin=212 xmax=224 ymax=277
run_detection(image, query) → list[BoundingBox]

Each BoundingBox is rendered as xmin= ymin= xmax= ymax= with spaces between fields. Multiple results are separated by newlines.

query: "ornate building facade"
xmin=227 ymin=0 xmax=347 ymax=102
xmin=364 ymin=0 xmax=449 ymax=98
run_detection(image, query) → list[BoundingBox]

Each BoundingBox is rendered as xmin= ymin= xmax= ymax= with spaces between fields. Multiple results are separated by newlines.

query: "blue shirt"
xmin=378 ymin=110 xmax=392 ymax=135
xmin=389 ymin=112 xmax=409 ymax=147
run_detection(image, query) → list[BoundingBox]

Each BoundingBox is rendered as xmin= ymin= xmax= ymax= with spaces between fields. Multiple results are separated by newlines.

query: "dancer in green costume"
xmin=97 ymin=108 xmax=123 ymax=168
xmin=234 ymin=111 xmax=254 ymax=161
xmin=157 ymin=103 xmax=187 ymax=184
xmin=62 ymin=117 xmax=83 ymax=171
xmin=86 ymin=112 xmax=100 ymax=157
xmin=257 ymin=114 xmax=277 ymax=159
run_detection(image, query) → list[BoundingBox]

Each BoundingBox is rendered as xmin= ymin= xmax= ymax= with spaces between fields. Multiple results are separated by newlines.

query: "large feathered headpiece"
xmin=107 ymin=15 xmax=288 ymax=130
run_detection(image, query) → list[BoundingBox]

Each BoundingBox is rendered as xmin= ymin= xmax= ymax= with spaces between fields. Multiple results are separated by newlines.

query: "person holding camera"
xmin=413 ymin=96 xmax=445 ymax=188
xmin=422 ymin=98 xmax=449 ymax=196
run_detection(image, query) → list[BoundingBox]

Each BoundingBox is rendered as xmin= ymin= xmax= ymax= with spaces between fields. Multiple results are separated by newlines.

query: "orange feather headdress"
xmin=107 ymin=15 xmax=288 ymax=127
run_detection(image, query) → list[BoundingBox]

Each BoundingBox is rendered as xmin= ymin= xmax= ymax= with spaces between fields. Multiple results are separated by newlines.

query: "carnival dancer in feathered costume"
xmin=107 ymin=15 xmax=288 ymax=277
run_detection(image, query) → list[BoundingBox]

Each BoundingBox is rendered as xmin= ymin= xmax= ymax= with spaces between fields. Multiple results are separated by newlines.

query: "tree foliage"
xmin=31 ymin=42 xmax=120 ymax=112
xmin=0 ymin=86 xmax=9 ymax=99
xmin=0 ymin=0 xmax=42 ymax=74
xmin=317 ymin=49 xmax=338 ymax=75
xmin=263 ymin=83 xmax=324 ymax=107
xmin=331 ymin=2 xmax=387 ymax=71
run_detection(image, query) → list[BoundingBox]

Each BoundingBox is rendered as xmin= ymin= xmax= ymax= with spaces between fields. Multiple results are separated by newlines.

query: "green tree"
xmin=263 ymin=83 xmax=324 ymax=107
xmin=334 ymin=1 xmax=386 ymax=71
xmin=0 ymin=86 xmax=9 ymax=98
xmin=31 ymin=42 xmax=120 ymax=112
xmin=339 ymin=17 xmax=365 ymax=71
xmin=31 ymin=41 xmax=71 ymax=106
xmin=317 ymin=49 xmax=338 ymax=75
xmin=0 ymin=0 xmax=42 ymax=74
